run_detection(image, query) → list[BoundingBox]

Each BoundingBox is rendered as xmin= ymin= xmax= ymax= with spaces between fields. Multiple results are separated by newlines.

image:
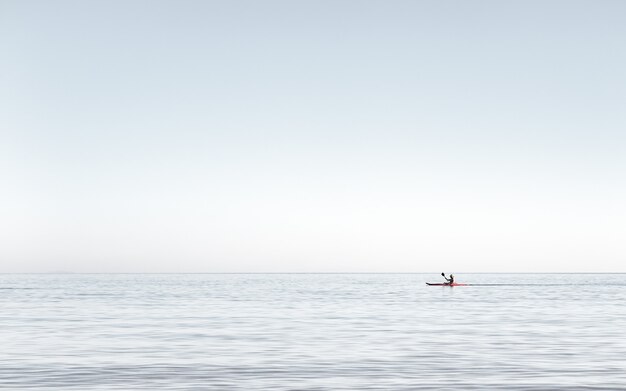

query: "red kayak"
xmin=426 ymin=282 xmax=469 ymax=286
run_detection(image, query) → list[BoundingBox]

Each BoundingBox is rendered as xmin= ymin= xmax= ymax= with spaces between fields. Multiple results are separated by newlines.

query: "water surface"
xmin=1 ymin=273 xmax=625 ymax=390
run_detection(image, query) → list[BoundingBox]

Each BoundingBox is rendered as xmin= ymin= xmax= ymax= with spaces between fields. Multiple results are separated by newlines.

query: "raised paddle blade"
xmin=441 ymin=272 xmax=445 ymax=277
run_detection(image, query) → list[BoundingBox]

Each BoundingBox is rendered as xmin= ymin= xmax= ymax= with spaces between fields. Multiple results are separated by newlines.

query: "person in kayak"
xmin=441 ymin=272 xmax=454 ymax=285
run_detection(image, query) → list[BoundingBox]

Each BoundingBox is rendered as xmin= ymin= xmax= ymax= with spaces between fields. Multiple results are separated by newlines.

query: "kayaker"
xmin=442 ymin=273 xmax=454 ymax=285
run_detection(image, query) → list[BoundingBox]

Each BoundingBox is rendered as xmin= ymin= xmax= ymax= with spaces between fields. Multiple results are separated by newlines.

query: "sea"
xmin=1 ymin=273 xmax=625 ymax=390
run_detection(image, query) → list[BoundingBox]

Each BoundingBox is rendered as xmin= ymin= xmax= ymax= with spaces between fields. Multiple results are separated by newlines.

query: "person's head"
xmin=450 ymin=274 xmax=454 ymax=278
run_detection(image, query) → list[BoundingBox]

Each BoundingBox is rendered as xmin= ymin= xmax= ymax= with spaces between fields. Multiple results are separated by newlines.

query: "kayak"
xmin=426 ymin=282 xmax=469 ymax=286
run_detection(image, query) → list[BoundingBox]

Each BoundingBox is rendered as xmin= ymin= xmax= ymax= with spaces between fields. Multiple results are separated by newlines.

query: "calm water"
xmin=1 ymin=273 xmax=625 ymax=390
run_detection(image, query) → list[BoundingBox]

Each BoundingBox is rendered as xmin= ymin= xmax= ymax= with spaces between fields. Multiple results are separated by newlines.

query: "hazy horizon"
xmin=2 ymin=0 xmax=625 ymax=273
xmin=3 ymin=272 xmax=626 ymax=275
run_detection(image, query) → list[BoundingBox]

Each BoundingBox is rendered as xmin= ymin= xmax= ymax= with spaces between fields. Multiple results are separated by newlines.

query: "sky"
xmin=1 ymin=0 xmax=625 ymax=273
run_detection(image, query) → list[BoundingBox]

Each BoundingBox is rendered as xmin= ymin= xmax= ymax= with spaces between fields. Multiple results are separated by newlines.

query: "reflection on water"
xmin=1 ymin=273 xmax=625 ymax=390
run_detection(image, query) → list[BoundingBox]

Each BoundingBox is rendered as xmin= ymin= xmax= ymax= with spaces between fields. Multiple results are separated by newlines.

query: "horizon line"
xmin=2 ymin=272 xmax=626 ymax=274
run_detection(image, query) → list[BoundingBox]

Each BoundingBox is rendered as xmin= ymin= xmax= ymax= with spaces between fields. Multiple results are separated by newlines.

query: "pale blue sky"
xmin=1 ymin=0 xmax=625 ymax=272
